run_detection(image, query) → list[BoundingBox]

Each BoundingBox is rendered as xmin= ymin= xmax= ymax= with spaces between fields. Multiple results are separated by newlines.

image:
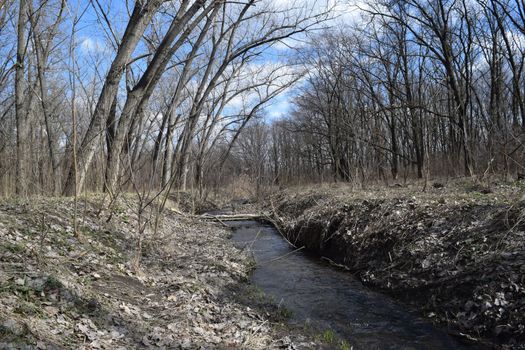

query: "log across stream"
xmin=226 ymin=219 xmax=484 ymax=350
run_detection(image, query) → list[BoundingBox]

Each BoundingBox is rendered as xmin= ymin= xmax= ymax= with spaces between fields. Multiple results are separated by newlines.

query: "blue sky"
xmin=72 ymin=0 xmax=361 ymax=123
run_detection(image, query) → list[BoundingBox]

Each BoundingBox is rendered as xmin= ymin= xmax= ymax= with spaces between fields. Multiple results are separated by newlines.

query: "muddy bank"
xmin=0 ymin=196 xmax=311 ymax=349
xmin=266 ymin=185 xmax=525 ymax=349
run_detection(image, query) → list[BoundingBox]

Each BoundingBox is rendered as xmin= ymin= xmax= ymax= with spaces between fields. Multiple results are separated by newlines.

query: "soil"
xmin=0 ymin=195 xmax=315 ymax=349
xmin=2 ymin=180 xmax=524 ymax=349
xmin=265 ymin=181 xmax=525 ymax=349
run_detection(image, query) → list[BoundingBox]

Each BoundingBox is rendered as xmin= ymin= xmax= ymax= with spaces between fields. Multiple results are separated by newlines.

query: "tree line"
xmin=0 ymin=0 xmax=331 ymax=198
xmin=225 ymin=0 xmax=525 ymax=192
xmin=3 ymin=0 xmax=525 ymax=200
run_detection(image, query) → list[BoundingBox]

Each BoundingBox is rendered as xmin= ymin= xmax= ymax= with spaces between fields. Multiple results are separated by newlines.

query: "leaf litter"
xmin=0 ymin=196 xmax=313 ymax=349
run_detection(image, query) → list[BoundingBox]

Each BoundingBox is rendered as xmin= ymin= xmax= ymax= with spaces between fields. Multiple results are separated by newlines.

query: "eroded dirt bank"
xmin=266 ymin=184 xmax=525 ymax=349
xmin=0 ymin=196 xmax=312 ymax=349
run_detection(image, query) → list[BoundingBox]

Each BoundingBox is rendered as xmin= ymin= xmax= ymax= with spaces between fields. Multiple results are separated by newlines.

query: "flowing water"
xmin=228 ymin=220 xmax=482 ymax=350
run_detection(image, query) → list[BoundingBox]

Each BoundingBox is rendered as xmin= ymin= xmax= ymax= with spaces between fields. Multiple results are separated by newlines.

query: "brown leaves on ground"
xmin=0 ymin=196 xmax=303 ymax=349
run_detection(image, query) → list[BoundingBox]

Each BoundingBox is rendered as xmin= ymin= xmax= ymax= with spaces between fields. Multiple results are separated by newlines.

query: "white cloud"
xmin=80 ymin=37 xmax=109 ymax=54
xmin=266 ymin=97 xmax=291 ymax=120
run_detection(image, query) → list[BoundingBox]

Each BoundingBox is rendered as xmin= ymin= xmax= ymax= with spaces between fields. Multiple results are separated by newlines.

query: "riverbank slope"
xmin=267 ymin=182 xmax=525 ymax=348
xmin=0 ymin=195 xmax=312 ymax=349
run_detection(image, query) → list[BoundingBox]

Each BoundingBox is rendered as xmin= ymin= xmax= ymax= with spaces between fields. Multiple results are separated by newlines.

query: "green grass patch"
xmin=314 ymin=327 xmax=352 ymax=349
xmin=13 ymin=301 xmax=44 ymax=318
xmin=340 ymin=339 xmax=351 ymax=350
xmin=320 ymin=328 xmax=336 ymax=343
xmin=44 ymin=276 xmax=62 ymax=291
xmin=4 ymin=242 xmax=26 ymax=254
xmin=245 ymin=285 xmax=267 ymax=302
xmin=276 ymin=306 xmax=292 ymax=319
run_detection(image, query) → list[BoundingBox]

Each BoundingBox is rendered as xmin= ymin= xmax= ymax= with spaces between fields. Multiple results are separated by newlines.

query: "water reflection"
xmin=229 ymin=220 xmax=481 ymax=350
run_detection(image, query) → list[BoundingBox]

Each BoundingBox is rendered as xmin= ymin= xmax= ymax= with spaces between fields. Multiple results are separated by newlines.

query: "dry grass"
xmin=0 ymin=195 xmax=313 ymax=349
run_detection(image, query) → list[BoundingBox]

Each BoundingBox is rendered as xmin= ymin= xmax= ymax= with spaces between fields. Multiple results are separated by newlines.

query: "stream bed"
xmin=228 ymin=220 xmax=483 ymax=350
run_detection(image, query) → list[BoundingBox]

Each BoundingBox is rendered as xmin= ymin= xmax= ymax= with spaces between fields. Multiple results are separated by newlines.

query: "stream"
xmin=228 ymin=219 xmax=482 ymax=350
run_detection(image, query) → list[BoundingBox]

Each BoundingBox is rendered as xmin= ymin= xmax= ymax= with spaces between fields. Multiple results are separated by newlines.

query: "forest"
xmin=1 ymin=0 xmax=525 ymax=198
xmin=1 ymin=0 xmax=525 ymax=349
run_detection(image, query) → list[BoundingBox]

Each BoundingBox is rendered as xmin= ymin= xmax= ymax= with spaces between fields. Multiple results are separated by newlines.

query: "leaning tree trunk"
xmin=103 ymin=2 xmax=211 ymax=194
xmin=63 ymin=0 xmax=163 ymax=196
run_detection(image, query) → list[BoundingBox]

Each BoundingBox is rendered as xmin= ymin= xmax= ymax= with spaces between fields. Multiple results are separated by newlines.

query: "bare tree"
xmin=15 ymin=0 xmax=29 ymax=195
xmin=63 ymin=0 xmax=166 ymax=196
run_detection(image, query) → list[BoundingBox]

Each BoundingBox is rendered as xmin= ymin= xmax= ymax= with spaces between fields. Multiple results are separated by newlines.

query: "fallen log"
xmin=200 ymin=212 xmax=299 ymax=248
xmin=199 ymin=213 xmax=264 ymax=221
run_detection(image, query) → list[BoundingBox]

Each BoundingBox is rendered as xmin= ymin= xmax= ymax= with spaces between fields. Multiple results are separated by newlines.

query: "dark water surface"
xmin=229 ymin=220 xmax=481 ymax=350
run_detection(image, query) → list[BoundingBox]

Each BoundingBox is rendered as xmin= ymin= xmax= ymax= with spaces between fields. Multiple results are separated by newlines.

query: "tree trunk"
xmin=103 ymin=2 xmax=210 ymax=194
xmin=15 ymin=0 xmax=28 ymax=196
xmin=63 ymin=0 xmax=163 ymax=196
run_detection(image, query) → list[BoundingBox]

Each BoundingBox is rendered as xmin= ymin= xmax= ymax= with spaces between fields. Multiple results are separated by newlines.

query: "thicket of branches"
xmin=3 ymin=0 xmax=525 ymax=200
xmin=226 ymin=0 xmax=525 ymax=191
xmin=0 ymin=0 xmax=331 ymax=198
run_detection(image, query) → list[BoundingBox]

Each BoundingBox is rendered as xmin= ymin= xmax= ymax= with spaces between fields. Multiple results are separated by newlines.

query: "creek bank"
xmin=265 ymin=185 xmax=525 ymax=349
xmin=0 ymin=196 xmax=312 ymax=349
xmin=229 ymin=219 xmax=475 ymax=350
